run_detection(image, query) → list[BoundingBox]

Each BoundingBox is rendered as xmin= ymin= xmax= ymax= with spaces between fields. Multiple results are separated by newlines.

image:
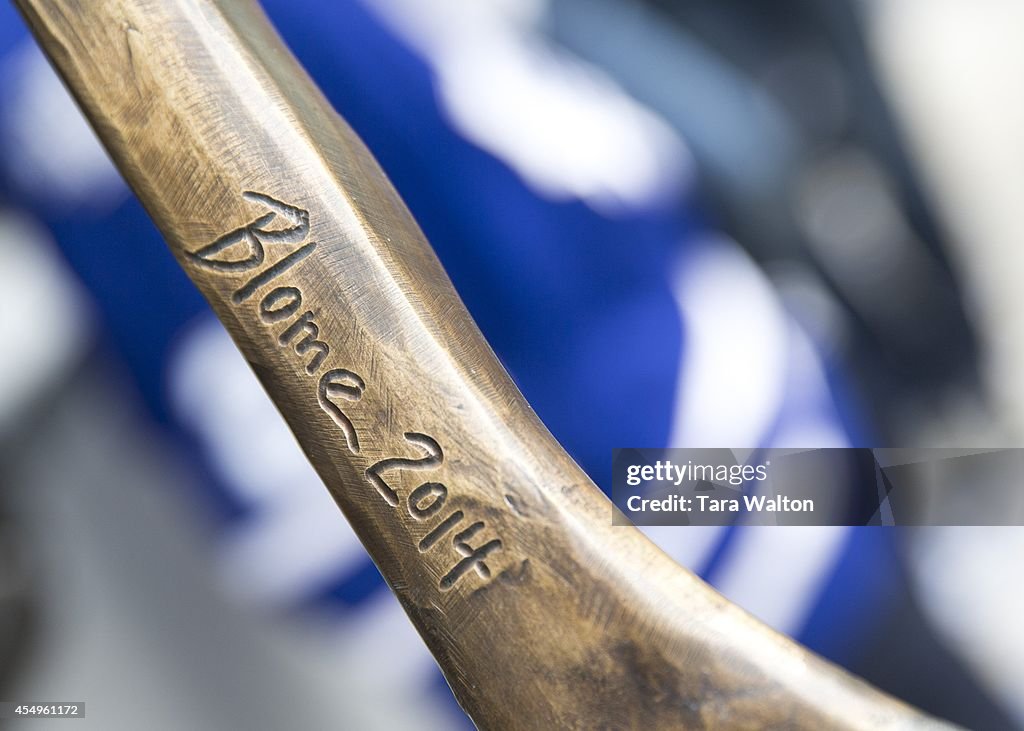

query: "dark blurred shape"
xmin=0 ymin=491 xmax=34 ymax=695
xmin=849 ymin=552 xmax=1017 ymax=731
xmin=548 ymin=0 xmax=982 ymax=442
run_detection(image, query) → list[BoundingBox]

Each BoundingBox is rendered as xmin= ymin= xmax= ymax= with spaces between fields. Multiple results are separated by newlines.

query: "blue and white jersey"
xmin=0 ymin=0 xmax=899 ymax=725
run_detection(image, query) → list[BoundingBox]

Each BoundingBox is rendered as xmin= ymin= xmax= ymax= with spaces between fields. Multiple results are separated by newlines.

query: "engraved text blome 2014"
xmin=187 ymin=191 xmax=502 ymax=591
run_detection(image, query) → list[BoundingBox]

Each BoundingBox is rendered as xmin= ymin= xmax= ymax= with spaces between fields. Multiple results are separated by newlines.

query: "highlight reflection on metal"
xmin=15 ymin=1 xmax=951 ymax=728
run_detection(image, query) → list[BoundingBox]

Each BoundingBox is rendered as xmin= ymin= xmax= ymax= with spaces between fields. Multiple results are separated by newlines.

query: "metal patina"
xmin=15 ymin=1 xmax=952 ymax=728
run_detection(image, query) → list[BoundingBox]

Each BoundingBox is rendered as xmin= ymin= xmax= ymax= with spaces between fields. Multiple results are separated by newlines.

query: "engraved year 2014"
xmin=186 ymin=191 xmax=503 ymax=590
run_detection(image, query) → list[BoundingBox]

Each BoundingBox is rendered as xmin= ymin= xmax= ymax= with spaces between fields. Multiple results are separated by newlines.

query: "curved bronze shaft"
xmin=15 ymin=1 xmax=950 ymax=728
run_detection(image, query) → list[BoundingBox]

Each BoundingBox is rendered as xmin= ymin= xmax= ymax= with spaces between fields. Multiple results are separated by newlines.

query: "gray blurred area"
xmin=1 ymin=360 xmax=454 ymax=731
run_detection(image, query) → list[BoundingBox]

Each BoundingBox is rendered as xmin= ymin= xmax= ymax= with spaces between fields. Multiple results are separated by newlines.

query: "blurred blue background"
xmin=1 ymin=0 xmax=1022 ymax=728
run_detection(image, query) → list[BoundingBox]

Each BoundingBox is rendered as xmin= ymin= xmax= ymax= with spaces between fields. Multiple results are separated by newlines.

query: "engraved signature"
xmin=188 ymin=191 xmax=503 ymax=590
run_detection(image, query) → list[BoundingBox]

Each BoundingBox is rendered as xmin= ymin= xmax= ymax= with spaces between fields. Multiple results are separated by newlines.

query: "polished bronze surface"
xmin=15 ymin=1 xmax=951 ymax=728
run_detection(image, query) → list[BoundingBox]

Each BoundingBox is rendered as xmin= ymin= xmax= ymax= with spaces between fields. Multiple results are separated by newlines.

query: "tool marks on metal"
xmin=188 ymin=190 xmax=504 ymax=592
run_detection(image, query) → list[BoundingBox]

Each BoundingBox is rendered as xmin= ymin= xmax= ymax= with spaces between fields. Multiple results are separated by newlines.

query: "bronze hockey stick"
xmin=14 ymin=1 xmax=951 ymax=728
